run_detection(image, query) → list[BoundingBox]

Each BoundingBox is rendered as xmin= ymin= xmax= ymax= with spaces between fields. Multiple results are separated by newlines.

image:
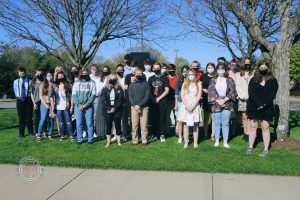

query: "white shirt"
xmin=56 ymin=90 xmax=67 ymax=110
xmin=90 ymin=75 xmax=101 ymax=96
xmin=110 ymin=89 xmax=115 ymax=106
xmin=216 ymin=77 xmax=227 ymax=97
xmin=144 ymin=71 xmax=155 ymax=81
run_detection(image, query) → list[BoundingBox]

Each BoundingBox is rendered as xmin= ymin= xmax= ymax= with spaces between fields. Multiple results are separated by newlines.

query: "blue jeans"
xmin=56 ymin=109 xmax=73 ymax=138
xmin=38 ymin=103 xmax=54 ymax=136
xmin=213 ymin=109 xmax=231 ymax=141
xmin=74 ymin=105 xmax=94 ymax=143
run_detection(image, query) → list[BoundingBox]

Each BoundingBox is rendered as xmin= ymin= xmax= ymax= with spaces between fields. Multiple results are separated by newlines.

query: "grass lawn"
xmin=0 ymin=108 xmax=299 ymax=176
xmin=0 ymin=98 xmax=16 ymax=102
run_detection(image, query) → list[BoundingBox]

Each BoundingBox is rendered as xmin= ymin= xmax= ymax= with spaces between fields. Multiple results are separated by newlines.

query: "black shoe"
xmin=88 ymin=141 xmax=94 ymax=145
xmin=77 ymin=141 xmax=83 ymax=145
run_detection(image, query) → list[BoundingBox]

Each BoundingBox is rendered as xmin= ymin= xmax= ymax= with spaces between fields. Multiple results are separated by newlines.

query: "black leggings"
xmin=105 ymin=111 xmax=122 ymax=136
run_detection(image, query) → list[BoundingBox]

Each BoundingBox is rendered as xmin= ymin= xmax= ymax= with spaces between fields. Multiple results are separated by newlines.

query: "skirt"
xmin=95 ymin=96 xmax=107 ymax=138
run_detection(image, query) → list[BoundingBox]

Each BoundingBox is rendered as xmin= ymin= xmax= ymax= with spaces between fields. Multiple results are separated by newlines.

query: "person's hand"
xmin=257 ymin=104 xmax=266 ymax=111
xmin=80 ymin=105 xmax=85 ymax=110
xmin=155 ymin=97 xmax=160 ymax=103
xmin=34 ymin=103 xmax=38 ymax=109
xmin=110 ymin=108 xmax=115 ymax=113
xmin=134 ymin=105 xmax=140 ymax=111
xmin=217 ymin=99 xmax=225 ymax=107
xmin=70 ymin=106 xmax=73 ymax=114
xmin=203 ymin=89 xmax=208 ymax=93
xmin=174 ymin=104 xmax=178 ymax=111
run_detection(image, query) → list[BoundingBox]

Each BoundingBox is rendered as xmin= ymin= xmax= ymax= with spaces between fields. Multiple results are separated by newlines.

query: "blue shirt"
xmin=13 ymin=77 xmax=31 ymax=98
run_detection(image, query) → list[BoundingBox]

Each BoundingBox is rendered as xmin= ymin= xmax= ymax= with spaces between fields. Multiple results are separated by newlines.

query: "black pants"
xmin=17 ymin=98 xmax=33 ymax=136
xmin=105 ymin=111 xmax=122 ymax=136
xmin=166 ymin=99 xmax=175 ymax=136
xmin=150 ymin=101 xmax=168 ymax=137
xmin=122 ymin=103 xmax=130 ymax=137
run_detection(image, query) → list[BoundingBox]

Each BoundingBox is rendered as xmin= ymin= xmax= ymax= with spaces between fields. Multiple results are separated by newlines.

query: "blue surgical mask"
xmin=207 ymin=68 xmax=214 ymax=74
xmin=144 ymin=65 xmax=151 ymax=71
xmin=217 ymin=69 xmax=225 ymax=76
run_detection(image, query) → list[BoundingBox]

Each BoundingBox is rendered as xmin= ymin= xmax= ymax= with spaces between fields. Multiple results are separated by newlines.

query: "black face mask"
xmin=71 ymin=71 xmax=79 ymax=77
xmin=259 ymin=69 xmax=268 ymax=76
xmin=36 ymin=74 xmax=43 ymax=81
xmin=109 ymin=79 xmax=117 ymax=85
xmin=57 ymin=77 xmax=66 ymax=83
xmin=136 ymin=75 xmax=144 ymax=81
xmin=244 ymin=64 xmax=251 ymax=71
xmin=117 ymin=72 xmax=124 ymax=78
xmin=169 ymin=71 xmax=175 ymax=76
xmin=192 ymin=67 xmax=199 ymax=72
xmin=81 ymin=74 xmax=89 ymax=81
xmin=154 ymin=69 xmax=161 ymax=75
xmin=103 ymin=72 xmax=110 ymax=76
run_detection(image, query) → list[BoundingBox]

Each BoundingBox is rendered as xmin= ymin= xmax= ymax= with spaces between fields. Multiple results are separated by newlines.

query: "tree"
xmin=0 ymin=0 xmax=161 ymax=68
xmin=175 ymin=57 xmax=189 ymax=68
xmin=227 ymin=0 xmax=300 ymax=141
xmin=172 ymin=0 xmax=279 ymax=60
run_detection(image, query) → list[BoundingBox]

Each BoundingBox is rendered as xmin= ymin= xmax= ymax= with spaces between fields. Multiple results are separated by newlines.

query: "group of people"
xmin=13 ymin=54 xmax=278 ymax=156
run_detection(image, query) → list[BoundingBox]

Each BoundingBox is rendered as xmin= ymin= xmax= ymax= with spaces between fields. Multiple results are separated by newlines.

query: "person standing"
xmin=13 ymin=67 xmax=34 ymax=139
xmin=72 ymin=69 xmax=96 ymax=144
xmin=36 ymin=72 xmax=54 ymax=142
xmin=200 ymin=62 xmax=216 ymax=139
xmin=208 ymin=64 xmax=236 ymax=148
xmin=191 ymin=61 xmax=203 ymax=80
xmin=166 ymin=64 xmax=179 ymax=136
xmin=30 ymin=69 xmax=45 ymax=136
xmin=178 ymin=69 xmax=202 ymax=149
xmin=101 ymin=74 xmax=124 ymax=147
xmin=246 ymin=61 xmax=278 ymax=157
xmin=143 ymin=59 xmax=155 ymax=81
xmin=148 ymin=63 xmax=170 ymax=143
xmin=90 ymin=64 xmax=100 ymax=139
xmin=175 ymin=66 xmax=189 ymax=143
xmin=129 ymin=67 xmax=150 ymax=145
xmin=236 ymin=57 xmax=254 ymax=141
xmin=50 ymin=71 xmax=74 ymax=142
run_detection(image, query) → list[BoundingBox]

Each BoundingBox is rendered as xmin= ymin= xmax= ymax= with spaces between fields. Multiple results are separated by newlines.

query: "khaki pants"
xmin=131 ymin=106 xmax=149 ymax=144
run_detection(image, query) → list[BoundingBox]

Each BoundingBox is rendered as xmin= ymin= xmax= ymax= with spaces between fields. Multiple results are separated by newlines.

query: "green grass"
xmin=0 ymin=108 xmax=299 ymax=176
xmin=0 ymin=98 xmax=16 ymax=102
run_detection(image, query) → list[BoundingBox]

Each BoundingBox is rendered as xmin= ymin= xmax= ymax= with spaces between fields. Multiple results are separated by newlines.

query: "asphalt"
xmin=0 ymin=164 xmax=299 ymax=200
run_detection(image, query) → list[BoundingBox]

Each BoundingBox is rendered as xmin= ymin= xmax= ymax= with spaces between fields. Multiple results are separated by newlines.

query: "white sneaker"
xmin=214 ymin=141 xmax=219 ymax=147
xmin=183 ymin=143 xmax=188 ymax=149
xmin=93 ymin=133 xmax=97 ymax=138
xmin=160 ymin=135 xmax=166 ymax=142
xmin=223 ymin=143 xmax=230 ymax=148
xmin=83 ymin=131 xmax=87 ymax=138
xmin=194 ymin=143 xmax=198 ymax=149
xmin=111 ymin=136 xmax=117 ymax=142
xmin=178 ymin=138 xmax=182 ymax=144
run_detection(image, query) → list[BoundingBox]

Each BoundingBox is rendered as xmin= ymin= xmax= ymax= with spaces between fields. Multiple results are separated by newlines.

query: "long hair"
xmin=105 ymin=73 xmax=120 ymax=90
xmin=42 ymin=78 xmax=50 ymax=96
xmin=78 ymin=68 xmax=90 ymax=81
xmin=101 ymin=66 xmax=111 ymax=82
xmin=216 ymin=63 xmax=229 ymax=78
xmin=183 ymin=69 xmax=199 ymax=93
xmin=240 ymin=56 xmax=253 ymax=77
xmin=255 ymin=60 xmax=274 ymax=83
xmin=55 ymin=71 xmax=70 ymax=94
xmin=206 ymin=62 xmax=217 ymax=77
xmin=30 ymin=70 xmax=44 ymax=88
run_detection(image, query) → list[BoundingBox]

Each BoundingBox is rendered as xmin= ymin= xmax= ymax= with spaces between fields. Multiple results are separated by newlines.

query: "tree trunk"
xmin=272 ymin=44 xmax=291 ymax=141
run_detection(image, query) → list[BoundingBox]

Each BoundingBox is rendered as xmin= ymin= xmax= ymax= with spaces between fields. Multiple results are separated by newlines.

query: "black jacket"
xmin=101 ymin=86 xmax=124 ymax=115
xmin=128 ymin=80 xmax=150 ymax=108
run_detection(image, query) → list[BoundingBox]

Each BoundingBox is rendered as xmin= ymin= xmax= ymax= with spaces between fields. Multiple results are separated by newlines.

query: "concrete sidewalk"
xmin=0 ymin=164 xmax=299 ymax=200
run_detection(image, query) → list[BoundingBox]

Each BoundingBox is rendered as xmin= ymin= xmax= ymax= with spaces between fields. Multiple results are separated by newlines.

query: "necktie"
xmin=21 ymin=81 xmax=25 ymax=101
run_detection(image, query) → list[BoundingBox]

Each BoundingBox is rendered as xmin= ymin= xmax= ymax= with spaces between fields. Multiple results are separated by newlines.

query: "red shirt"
xmin=167 ymin=75 xmax=179 ymax=90
xmin=196 ymin=72 xmax=203 ymax=80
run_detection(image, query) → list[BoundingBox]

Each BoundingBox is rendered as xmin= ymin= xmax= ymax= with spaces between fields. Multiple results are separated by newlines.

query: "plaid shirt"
xmin=208 ymin=77 xmax=237 ymax=112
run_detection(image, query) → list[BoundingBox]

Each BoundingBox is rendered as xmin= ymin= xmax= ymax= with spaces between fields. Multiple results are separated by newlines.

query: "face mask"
xmin=207 ymin=68 xmax=214 ymax=74
xmin=103 ymin=71 xmax=110 ymax=76
xmin=46 ymin=77 xmax=53 ymax=81
xmin=161 ymin=68 xmax=168 ymax=74
xmin=154 ymin=69 xmax=161 ymax=75
xmin=57 ymin=77 xmax=65 ymax=83
xmin=81 ymin=74 xmax=89 ymax=81
xmin=192 ymin=67 xmax=199 ymax=72
xmin=182 ymin=72 xmax=187 ymax=77
xmin=117 ymin=72 xmax=124 ymax=77
xmin=71 ymin=71 xmax=79 ymax=77
xmin=19 ymin=75 xmax=25 ymax=79
xmin=91 ymin=70 xmax=97 ymax=75
xmin=109 ymin=79 xmax=117 ymax=85
xmin=36 ymin=74 xmax=43 ymax=80
xmin=230 ymin=64 xmax=237 ymax=71
xmin=144 ymin=65 xmax=151 ymax=71
xmin=131 ymin=67 xmax=136 ymax=74
xmin=259 ymin=69 xmax=268 ymax=76
xmin=217 ymin=69 xmax=225 ymax=76
xmin=188 ymin=75 xmax=195 ymax=81
xmin=169 ymin=71 xmax=175 ymax=76
xmin=136 ymin=75 xmax=144 ymax=81
xmin=244 ymin=64 xmax=251 ymax=70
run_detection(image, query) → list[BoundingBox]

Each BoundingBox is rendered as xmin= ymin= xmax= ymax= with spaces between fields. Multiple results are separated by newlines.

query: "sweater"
xmin=72 ymin=79 xmax=96 ymax=107
xmin=128 ymin=80 xmax=150 ymax=108
xmin=236 ymin=72 xmax=253 ymax=100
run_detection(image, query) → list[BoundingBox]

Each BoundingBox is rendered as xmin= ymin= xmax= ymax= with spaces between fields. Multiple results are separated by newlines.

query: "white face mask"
xmin=188 ymin=75 xmax=195 ymax=81
xmin=91 ymin=69 xmax=97 ymax=75
xmin=144 ymin=65 xmax=151 ymax=71
xmin=46 ymin=76 xmax=53 ymax=81
xmin=131 ymin=67 xmax=136 ymax=73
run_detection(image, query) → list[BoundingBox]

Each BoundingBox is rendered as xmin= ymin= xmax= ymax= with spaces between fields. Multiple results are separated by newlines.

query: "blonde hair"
xmin=183 ymin=69 xmax=199 ymax=93
xmin=105 ymin=73 xmax=120 ymax=90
